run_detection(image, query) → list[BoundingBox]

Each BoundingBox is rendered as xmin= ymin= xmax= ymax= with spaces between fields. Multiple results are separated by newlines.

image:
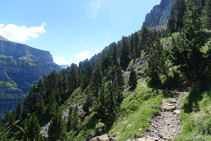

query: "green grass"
xmin=108 ymin=82 xmax=164 ymax=140
xmin=68 ymin=81 xmax=166 ymax=140
xmin=160 ymin=32 xmax=179 ymax=45
xmin=201 ymin=40 xmax=211 ymax=53
xmin=175 ymin=81 xmax=211 ymax=140
xmin=61 ymin=87 xmax=85 ymax=112
xmin=109 ymin=97 xmax=161 ymax=140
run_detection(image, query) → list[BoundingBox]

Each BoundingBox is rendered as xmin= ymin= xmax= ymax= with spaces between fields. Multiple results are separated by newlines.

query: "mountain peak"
xmin=144 ymin=0 xmax=174 ymax=28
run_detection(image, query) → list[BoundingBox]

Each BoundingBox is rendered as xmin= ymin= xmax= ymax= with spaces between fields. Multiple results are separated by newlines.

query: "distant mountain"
xmin=0 ymin=39 xmax=61 ymax=97
xmin=0 ymin=37 xmax=61 ymax=119
xmin=59 ymin=64 xmax=69 ymax=69
xmin=144 ymin=0 xmax=174 ymax=28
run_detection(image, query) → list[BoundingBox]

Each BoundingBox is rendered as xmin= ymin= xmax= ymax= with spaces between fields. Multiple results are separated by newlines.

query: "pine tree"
xmin=47 ymin=89 xmax=59 ymax=117
xmin=48 ymin=105 xmax=66 ymax=141
xmin=0 ymin=133 xmax=7 ymax=141
xmin=81 ymin=60 xmax=92 ymax=89
xmin=115 ymin=64 xmax=124 ymax=94
xmin=112 ymin=44 xmax=118 ymax=66
xmin=16 ymin=102 xmax=23 ymax=120
xmin=8 ymin=111 xmax=15 ymax=124
xmin=68 ymin=105 xmax=80 ymax=131
xmin=167 ymin=0 xmax=186 ymax=33
xmin=23 ymin=113 xmax=42 ymax=141
xmin=23 ymin=86 xmax=38 ymax=115
xmin=107 ymin=63 xmax=124 ymax=108
xmin=167 ymin=9 xmax=177 ymax=33
xmin=177 ymin=0 xmax=186 ymax=29
xmin=205 ymin=0 xmax=211 ymax=29
xmin=4 ymin=110 xmax=9 ymax=123
xmin=90 ymin=65 xmax=103 ymax=98
xmin=58 ymin=74 xmax=64 ymax=93
xmin=94 ymin=82 xmax=116 ymax=128
xmin=120 ymin=36 xmax=130 ymax=70
xmin=170 ymin=0 xmax=207 ymax=81
xmin=67 ymin=107 xmax=73 ymax=132
xmin=112 ymin=64 xmax=124 ymax=105
xmin=37 ymin=96 xmax=45 ymax=119
xmin=129 ymin=68 xmax=137 ymax=90
xmin=134 ymin=32 xmax=140 ymax=58
xmin=145 ymin=40 xmax=166 ymax=87
xmin=130 ymin=34 xmax=135 ymax=59
xmin=82 ymin=93 xmax=92 ymax=117
xmin=45 ymin=71 xmax=59 ymax=89
xmin=101 ymin=50 xmax=112 ymax=75
xmin=67 ymin=63 xmax=79 ymax=92
xmin=140 ymin=24 xmax=153 ymax=53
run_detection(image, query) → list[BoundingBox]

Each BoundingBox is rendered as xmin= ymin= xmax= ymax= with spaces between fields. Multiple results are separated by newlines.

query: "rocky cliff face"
xmin=0 ymin=39 xmax=61 ymax=96
xmin=144 ymin=0 xmax=174 ymax=28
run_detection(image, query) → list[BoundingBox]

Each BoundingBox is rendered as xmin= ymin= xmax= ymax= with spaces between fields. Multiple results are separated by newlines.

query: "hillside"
xmin=0 ymin=0 xmax=211 ymax=140
xmin=0 ymin=39 xmax=61 ymax=119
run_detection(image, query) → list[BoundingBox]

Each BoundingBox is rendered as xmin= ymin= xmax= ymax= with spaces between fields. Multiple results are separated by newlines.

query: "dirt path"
xmin=137 ymin=93 xmax=186 ymax=141
xmin=91 ymin=92 xmax=186 ymax=141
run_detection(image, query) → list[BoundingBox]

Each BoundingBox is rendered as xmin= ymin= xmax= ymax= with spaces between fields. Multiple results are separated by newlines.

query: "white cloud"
xmin=53 ymin=56 xmax=70 ymax=65
xmin=0 ymin=24 xmax=4 ymax=28
xmin=75 ymin=51 xmax=91 ymax=60
xmin=0 ymin=22 xmax=46 ymax=42
xmin=86 ymin=0 xmax=102 ymax=19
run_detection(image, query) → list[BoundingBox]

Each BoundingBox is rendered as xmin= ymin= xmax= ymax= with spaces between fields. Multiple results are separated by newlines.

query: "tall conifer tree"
xmin=48 ymin=105 xmax=66 ymax=141
xmin=90 ymin=65 xmax=103 ymax=98
xmin=146 ymin=40 xmax=166 ymax=87
xmin=16 ymin=102 xmax=23 ymax=120
xmin=205 ymin=0 xmax=211 ymax=29
xmin=23 ymin=113 xmax=42 ymax=141
xmin=170 ymin=0 xmax=207 ymax=81
xmin=120 ymin=36 xmax=130 ymax=70
xmin=129 ymin=68 xmax=137 ymax=90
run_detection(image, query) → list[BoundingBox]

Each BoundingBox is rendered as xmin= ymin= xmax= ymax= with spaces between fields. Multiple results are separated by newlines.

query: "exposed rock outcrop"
xmin=144 ymin=0 xmax=174 ymax=28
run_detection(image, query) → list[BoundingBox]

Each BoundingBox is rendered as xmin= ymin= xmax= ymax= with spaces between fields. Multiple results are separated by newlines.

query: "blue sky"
xmin=0 ymin=0 xmax=160 ymax=65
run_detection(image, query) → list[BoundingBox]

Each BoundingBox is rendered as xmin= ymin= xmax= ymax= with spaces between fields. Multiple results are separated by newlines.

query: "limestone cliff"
xmin=0 ymin=39 xmax=61 ymax=96
xmin=144 ymin=0 xmax=174 ymax=28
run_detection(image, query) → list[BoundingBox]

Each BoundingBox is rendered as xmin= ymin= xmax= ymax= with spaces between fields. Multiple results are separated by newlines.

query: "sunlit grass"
xmin=109 ymin=83 xmax=163 ymax=140
xmin=175 ymin=82 xmax=211 ymax=140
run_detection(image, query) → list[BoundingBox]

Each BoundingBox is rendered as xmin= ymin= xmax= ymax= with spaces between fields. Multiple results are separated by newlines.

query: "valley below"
xmin=0 ymin=100 xmax=20 ymax=119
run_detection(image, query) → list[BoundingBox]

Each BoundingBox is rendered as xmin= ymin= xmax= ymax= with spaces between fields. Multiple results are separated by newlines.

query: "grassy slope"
xmin=108 ymin=81 xmax=164 ymax=140
xmin=176 ymin=82 xmax=211 ymax=140
xmin=63 ymin=80 xmax=166 ymax=140
xmin=61 ymin=87 xmax=85 ymax=112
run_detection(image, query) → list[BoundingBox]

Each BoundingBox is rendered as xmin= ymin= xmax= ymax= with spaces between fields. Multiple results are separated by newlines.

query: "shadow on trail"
xmin=183 ymin=80 xmax=211 ymax=113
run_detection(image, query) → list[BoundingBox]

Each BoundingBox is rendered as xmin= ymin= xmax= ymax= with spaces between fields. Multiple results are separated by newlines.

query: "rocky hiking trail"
xmin=92 ymin=92 xmax=187 ymax=141
xmin=131 ymin=92 xmax=187 ymax=141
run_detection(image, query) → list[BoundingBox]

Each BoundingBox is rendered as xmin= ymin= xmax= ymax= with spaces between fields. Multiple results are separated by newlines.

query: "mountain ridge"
xmin=0 ymin=38 xmax=61 ymax=120
xmin=144 ymin=0 xmax=174 ymax=28
xmin=0 ymin=39 xmax=61 ymax=94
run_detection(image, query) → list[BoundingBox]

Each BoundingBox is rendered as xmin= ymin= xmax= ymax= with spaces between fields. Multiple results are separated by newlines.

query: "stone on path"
xmin=90 ymin=134 xmax=110 ymax=141
xmin=162 ymin=104 xmax=176 ymax=111
xmin=140 ymin=97 xmax=183 ymax=141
